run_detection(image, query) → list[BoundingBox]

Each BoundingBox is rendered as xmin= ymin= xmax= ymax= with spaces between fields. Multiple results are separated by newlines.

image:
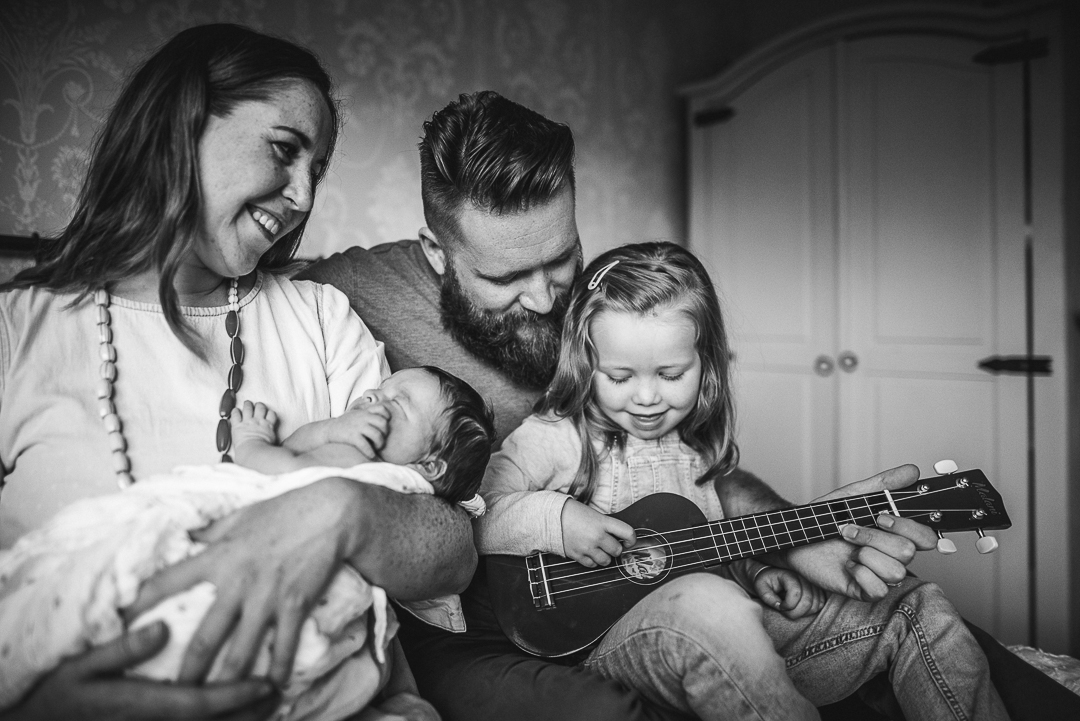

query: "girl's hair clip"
xmin=458 ymin=493 xmax=487 ymax=518
xmin=587 ymin=260 xmax=620 ymax=290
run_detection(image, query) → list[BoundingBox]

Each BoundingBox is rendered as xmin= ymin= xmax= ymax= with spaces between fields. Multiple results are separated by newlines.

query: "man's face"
xmin=436 ymin=184 xmax=582 ymax=389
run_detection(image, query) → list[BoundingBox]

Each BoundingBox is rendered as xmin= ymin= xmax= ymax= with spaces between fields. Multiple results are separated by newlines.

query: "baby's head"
xmin=352 ymin=366 xmax=495 ymax=504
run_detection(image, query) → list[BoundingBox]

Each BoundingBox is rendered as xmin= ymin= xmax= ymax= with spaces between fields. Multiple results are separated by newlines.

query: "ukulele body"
xmin=486 ymin=492 xmax=716 ymax=658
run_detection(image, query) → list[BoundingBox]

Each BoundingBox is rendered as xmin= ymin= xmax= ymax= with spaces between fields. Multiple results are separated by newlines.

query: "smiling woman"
xmin=0 ymin=23 xmax=472 ymax=721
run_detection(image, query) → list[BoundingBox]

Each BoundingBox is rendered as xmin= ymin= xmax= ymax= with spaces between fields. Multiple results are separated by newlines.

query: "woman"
xmin=0 ymin=24 xmax=468 ymax=720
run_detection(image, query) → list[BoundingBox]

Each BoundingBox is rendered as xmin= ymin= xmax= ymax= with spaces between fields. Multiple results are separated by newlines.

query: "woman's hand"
xmin=560 ymin=499 xmax=636 ymax=568
xmin=1 ymin=621 xmax=278 ymax=721
xmin=782 ymin=464 xmax=938 ymax=601
xmin=124 ymin=478 xmax=363 ymax=687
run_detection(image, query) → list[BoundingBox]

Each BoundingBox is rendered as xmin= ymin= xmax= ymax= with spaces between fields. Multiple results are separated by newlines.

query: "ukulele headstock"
xmin=890 ymin=468 xmax=1011 ymax=554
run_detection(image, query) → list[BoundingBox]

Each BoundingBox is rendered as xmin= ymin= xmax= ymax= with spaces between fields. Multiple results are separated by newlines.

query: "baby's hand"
xmin=560 ymin=499 xmax=636 ymax=568
xmin=331 ymin=405 xmax=391 ymax=461
xmin=753 ymin=566 xmax=827 ymax=620
xmin=229 ymin=400 xmax=279 ymax=448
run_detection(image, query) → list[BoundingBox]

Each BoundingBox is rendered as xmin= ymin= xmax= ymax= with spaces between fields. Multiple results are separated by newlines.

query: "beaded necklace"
xmin=94 ymin=278 xmax=243 ymax=489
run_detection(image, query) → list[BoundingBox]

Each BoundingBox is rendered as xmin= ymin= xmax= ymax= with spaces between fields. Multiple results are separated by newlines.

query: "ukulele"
xmin=486 ymin=468 xmax=1010 ymax=658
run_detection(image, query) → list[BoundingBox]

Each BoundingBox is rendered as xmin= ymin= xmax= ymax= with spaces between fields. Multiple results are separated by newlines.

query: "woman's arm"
xmin=125 ymin=476 xmax=475 ymax=687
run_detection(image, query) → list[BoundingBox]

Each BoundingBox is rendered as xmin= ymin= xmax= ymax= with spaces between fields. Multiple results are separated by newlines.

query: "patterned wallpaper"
xmin=0 ymin=0 xmax=700 ymax=263
xmin=0 ymin=0 xmax=988 ymax=263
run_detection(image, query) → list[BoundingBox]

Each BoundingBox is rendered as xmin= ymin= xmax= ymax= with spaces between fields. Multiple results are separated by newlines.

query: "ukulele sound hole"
xmin=618 ymin=530 xmax=670 ymax=584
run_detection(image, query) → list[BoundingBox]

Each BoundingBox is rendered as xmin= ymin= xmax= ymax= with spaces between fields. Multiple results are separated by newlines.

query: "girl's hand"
xmin=0 ymin=621 xmax=278 ymax=721
xmin=754 ymin=567 xmax=827 ymax=620
xmin=560 ymin=499 xmax=636 ymax=567
xmin=124 ymin=478 xmax=361 ymax=687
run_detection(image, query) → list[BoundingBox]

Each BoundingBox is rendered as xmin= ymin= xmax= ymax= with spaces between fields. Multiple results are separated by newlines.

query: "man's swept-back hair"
xmin=419 ymin=90 xmax=575 ymax=245
xmin=4 ymin=23 xmax=338 ymax=353
xmin=537 ymin=242 xmax=739 ymax=504
xmin=423 ymin=365 xmax=496 ymax=504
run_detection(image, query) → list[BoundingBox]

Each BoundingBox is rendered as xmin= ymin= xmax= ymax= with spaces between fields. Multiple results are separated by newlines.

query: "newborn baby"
xmin=0 ymin=366 xmax=494 ymax=721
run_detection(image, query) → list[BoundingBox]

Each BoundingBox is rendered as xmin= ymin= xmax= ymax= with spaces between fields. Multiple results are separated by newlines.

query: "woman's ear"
xmin=418 ymin=227 xmax=447 ymax=276
xmin=412 ymin=456 xmax=447 ymax=483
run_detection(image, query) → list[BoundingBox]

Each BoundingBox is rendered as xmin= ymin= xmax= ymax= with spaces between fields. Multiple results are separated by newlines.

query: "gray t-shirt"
xmin=296 ymin=240 xmax=541 ymax=444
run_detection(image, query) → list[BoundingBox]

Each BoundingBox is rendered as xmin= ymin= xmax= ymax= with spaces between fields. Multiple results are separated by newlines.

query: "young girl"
xmin=475 ymin=242 xmax=1006 ymax=721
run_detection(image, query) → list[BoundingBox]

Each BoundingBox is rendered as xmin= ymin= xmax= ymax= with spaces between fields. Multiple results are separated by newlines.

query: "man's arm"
xmin=715 ymin=465 xmax=938 ymax=601
xmin=712 ymin=466 xmax=792 ymax=515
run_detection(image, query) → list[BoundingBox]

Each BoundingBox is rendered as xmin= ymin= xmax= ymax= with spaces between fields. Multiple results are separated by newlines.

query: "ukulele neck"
xmin=704 ymin=491 xmax=894 ymax=565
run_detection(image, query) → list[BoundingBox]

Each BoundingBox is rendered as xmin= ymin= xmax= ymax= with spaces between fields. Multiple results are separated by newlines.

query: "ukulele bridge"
xmin=526 ymin=554 xmax=555 ymax=610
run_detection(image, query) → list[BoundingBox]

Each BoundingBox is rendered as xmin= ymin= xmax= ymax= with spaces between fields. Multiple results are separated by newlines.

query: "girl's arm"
xmin=475 ymin=415 xmax=582 ymax=557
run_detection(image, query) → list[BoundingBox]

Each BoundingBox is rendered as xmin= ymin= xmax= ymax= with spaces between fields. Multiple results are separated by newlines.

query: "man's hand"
xmin=753 ymin=567 xmax=827 ymax=620
xmin=0 ymin=622 xmax=278 ymax=721
xmin=560 ymin=499 xmax=636 ymax=567
xmin=783 ymin=464 xmax=938 ymax=601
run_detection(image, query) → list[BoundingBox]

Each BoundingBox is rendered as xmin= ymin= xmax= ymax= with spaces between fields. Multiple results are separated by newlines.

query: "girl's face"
xmin=193 ymin=79 xmax=331 ymax=281
xmin=589 ymin=307 xmax=702 ymax=441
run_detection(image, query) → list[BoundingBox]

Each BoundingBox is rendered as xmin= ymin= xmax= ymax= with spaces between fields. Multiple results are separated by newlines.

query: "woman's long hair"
xmin=2 ymin=24 xmax=339 ymax=353
xmin=537 ymin=242 xmax=739 ymax=503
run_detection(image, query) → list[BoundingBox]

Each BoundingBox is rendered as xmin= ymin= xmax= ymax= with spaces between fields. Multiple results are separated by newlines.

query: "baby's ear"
xmin=413 ymin=456 xmax=447 ymax=482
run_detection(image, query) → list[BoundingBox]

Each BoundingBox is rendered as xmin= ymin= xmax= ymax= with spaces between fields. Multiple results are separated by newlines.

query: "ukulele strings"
xmin=540 ymin=510 xmax=947 ymax=597
xmin=534 ymin=487 xmax=974 ymax=597
xmin=539 ymin=485 xmax=966 ymax=573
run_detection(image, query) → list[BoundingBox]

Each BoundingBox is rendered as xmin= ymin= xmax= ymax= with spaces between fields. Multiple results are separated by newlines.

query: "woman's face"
xmin=194 ymin=80 xmax=332 ymax=280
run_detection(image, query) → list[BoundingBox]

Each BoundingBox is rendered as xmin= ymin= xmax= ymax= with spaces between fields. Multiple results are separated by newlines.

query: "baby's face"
xmin=354 ymin=368 xmax=446 ymax=466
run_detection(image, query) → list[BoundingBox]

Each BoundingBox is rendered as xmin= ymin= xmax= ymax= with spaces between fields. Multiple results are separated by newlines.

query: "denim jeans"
xmin=583 ymin=574 xmax=1007 ymax=721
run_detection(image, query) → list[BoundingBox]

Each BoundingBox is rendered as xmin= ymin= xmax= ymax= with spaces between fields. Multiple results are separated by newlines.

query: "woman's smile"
xmin=194 ymin=79 xmax=331 ymax=281
xmin=248 ymin=205 xmax=284 ymax=238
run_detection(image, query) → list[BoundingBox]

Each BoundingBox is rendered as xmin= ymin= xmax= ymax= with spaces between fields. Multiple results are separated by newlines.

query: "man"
xmin=297 ymin=92 xmax=999 ymax=721
xmin=298 ymin=91 xmax=579 ymax=444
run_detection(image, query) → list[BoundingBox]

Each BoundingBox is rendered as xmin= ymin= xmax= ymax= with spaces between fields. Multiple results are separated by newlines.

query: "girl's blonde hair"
xmin=537 ymin=241 xmax=739 ymax=503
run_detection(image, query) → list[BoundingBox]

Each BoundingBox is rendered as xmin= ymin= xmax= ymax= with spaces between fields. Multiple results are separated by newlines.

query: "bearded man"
xmin=298 ymin=91 xmax=681 ymax=721
xmin=299 ymin=91 xmax=579 ymax=444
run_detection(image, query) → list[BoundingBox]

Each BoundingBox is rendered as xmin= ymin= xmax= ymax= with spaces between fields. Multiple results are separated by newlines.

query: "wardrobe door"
xmin=688 ymin=32 xmax=1029 ymax=640
xmin=689 ymin=46 xmax=838 ymax=506
xmin=838 ymin=35 xmax=1026 ymax=639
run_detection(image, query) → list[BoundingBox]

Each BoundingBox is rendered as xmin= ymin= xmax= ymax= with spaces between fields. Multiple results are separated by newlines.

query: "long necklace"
xmin=94 ymin=278 xmax=243 ymax=490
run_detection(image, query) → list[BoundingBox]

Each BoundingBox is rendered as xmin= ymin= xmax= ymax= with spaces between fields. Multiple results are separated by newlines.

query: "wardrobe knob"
xmin=814 ymin=355 xmax=835 ymax=377
xmin=838 ymin=351 xmax=859 ymax=372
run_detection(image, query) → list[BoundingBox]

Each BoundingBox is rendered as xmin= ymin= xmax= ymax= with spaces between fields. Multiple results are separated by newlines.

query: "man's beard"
xmin=439 ymin=263 xmax=572 ymax=390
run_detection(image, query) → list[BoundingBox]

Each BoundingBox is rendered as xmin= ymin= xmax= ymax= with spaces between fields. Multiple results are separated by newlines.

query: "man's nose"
xmin=517 ymin=271 xmax=556 ymax=315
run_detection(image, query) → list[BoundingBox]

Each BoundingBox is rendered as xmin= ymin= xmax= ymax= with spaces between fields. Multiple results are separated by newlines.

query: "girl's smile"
xmin=590 ymin=307 xmax=702 ymax=441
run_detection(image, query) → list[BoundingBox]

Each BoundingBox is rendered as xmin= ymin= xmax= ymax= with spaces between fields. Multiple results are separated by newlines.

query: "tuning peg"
xmin=934 ymin=459 xmax=959 ymax=475
xmin=975 ymin=529 xmax=998 ymax=554
xmin=936 ymin=531 xmax=957 ymax=554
